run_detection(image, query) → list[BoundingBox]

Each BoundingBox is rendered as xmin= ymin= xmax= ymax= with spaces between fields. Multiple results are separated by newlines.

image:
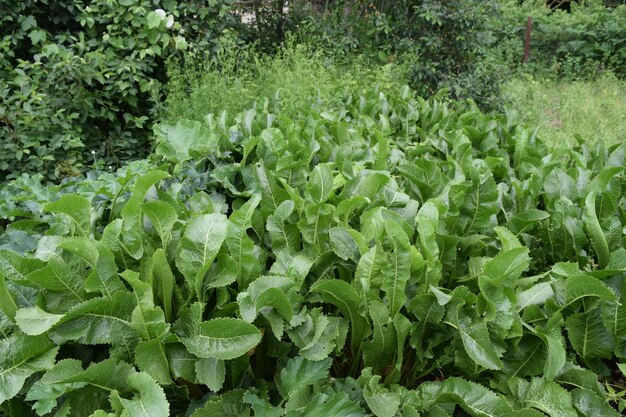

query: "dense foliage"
xmin=0 ymin=0 xmax=240 ymax=181
xmin=2 ymin=0 xmax=624 ymax=182
xmin=1 ymin=82 xmax=625 ymax=416
xmin=492 ymin=0 xmax=626 ymax=79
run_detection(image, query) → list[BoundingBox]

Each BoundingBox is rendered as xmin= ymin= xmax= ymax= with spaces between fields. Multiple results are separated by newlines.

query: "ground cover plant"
xmin=503 ymin=73 xmax=626 ymax=147
xmin=0 ymin=80 xmax=625 ymax=416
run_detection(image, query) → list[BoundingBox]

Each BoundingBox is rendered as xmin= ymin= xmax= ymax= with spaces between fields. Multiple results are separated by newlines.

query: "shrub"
xmin=292 ymin=0 xmax=503 ymax=109
xmin=489 ymin=0 xmax=626 ymax=80
xmin=0 ymin=0 xmax=241 ymax=181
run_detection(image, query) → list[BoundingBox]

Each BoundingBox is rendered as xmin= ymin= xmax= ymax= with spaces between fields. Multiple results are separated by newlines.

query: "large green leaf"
xmin=177 ymin=213 xmax=229 ymax=299
xmin=311 ymin=279 xmax=369 ymax=356
xmin=226 ymin=194 xmax=261 ymax=289
xmin=151 ymin=249 xmax=174 ymax=323
xmin=142 ymin=201 xmax=178 ymax=247
xmin=120 ymin=170 xmax=170 ymax=230
xmin=362 ymin=301 xmax=396 ymax=374
xmin=0 ymin=334 xmax=58 ymax=404
xmin=571 ymin=388 xmax=621 ymax=417
xmin=44 ymin=194 xmax=92 ymax=236
xmin=566 ymin=307 xmax=615 ymax=359
xmin=155 ymin=120 xmax=217 ymax=164
xmin=195 ymin=357 xmax=226 ymax=392
xmin=278 ymin=356 xmax=332 ymax=397
xmin=180 ymin=318 xmax=261 ymax=360
xmin=506 ymin=377 xmax=577 ymax=417
xmin=582 ymin=191 xmax=610 ymax=269
xmin=15 ymin=306 xmax=64 ymax=335
xmin=381 ymin=220 xmax=411 ymax=317
xmin=455 ymin=318 xmax=503 ymax=371
xmin=419 ymin=377 xmax=545 ymax=417
xmin=49 ymin=292 xmax=135 ymax=344
xmin=482 ymin=247 xmax=530 ymax=288
xmin=134 ymin=339 xmax=172 ymax=385
xmin=111 ymin=372 xmax=169 ymax=417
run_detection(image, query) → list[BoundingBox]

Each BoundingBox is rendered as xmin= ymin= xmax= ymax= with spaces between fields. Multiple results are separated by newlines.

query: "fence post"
xmin=523 ymin=16 xmax=533 ymax=64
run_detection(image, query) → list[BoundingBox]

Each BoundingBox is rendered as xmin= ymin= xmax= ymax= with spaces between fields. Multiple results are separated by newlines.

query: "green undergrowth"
xmin=0 ymin=81 xmax=625 ymax=417
xmin=503 ymin=73 xmax=626 ymax=147
xmin=164 ymin=37 xmax=400 ymax=123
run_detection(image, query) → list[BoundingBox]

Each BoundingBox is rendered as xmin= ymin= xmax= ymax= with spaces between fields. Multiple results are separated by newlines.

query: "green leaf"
xmin=311 ymin=279 xmax=369 ymax=357
xmin=583 ymin=191 xmax=610 ymax=269
xmin=571 ymin=388 xmax=621 ymax=417
xmin=307 ymin=164 xmax=334 ymax=204
xmin=112 ymin=372 xmax=169 ymax=417
xmin=255 ymin=287 xmax=294 ymax=321
xmin=226 ymin=194 xmax=262 ymax=289
xmin=506 ymin=377 xmax=577 ymax=417
xmin=381 ymin=220 xmax=411 ymax=317
xmin=482 ymin=247 xmax=530 ymax=287
xmin=0 ymin=272 xmax=19 ymax=321
xmin=535 ymin=326 xmax=566 ymax=380
xmin=155 ymin=120 xmax=217 ymax=164
xmin=278 ymin=356 xmax=332 ymax=397
xmin=44 ymin=194 xmax=92 ymax=236
xmin=120 ymin=270 xmax=169 ymax=341
xmin=180 ymin=318 xmax=261 ymax=360
xmin=362 ymin=301 xmax=396 ymax=374
xmin=299 ymin=392 xmax=366 ymax=417
xmin=177 ymin=213 xmax=229 ymax=300
xmin=142 ymin=201 xmax=178 ymax=247
xmin=556 ymin=363 xmax=605 ymax=396
xmin=544 ymin=168 xmax=577 ymax=202
xmin=120 ymin=170 xmax=170 ymax=229
xmin=0 ymin=334 xmax=58 ymax=404
xmin=15 ymin=306 xmax=64 ymax=335
xmin=28 ymin=29 xmax=47 ymax=44
xmin=85 ymin=244 xmax=125 ymax=297
xmin=564 ymin=275 xmax=616 ymax=305
xmin=203 ymin=254 xmax=238 ymax=291
xmin=195 ymin=358 xmax=225 ymax=392
xmin=49 ymin=292 xmax=135 ymax=344
xmin=566 ymin=308 xmax=615 ymax=359
xmin=287 ymin=308 xmax=344 ymax=361
xmin=151 ymin=249 xmax=174 ymax=323
xmin=355 ymin=245 xmax=384 ymax=297
xmin=455 ymin=319 xmax=503 ymax=371
xmin=360 ymin=369 xmax=400 ymax=417
xmin=135 ymin=339 xmax=172 ymax=385
xmin=190 ymin=390 xmax=250 ymax=417
xmin=329 ymin=227 xmax=360 ymax=262
xmin=58 ymin=237 xmax=98 ymax=268
xmin=25 ymin=256 xmax=84 ymax=301
xmin=266 ymin=200 xmax=300 ymax=251
xmin=420 ymin=377 xmax=545 ymax=417
xmin=517 ymin=281 xmax=554 ymax=310
xmin=51 ymin=358 xmax=134 ymax=392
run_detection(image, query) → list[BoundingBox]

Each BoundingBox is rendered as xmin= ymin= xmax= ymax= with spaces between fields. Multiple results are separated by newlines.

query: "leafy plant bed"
xmin=0 ymin=85 xmax=624 ymax=416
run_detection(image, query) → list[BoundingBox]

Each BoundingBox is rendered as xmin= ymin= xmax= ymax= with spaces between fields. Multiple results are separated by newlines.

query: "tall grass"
xmin=503 ymin=73 xmax=626 ymax=147
xmin=164 ymin=34 xmax=400 ymax=122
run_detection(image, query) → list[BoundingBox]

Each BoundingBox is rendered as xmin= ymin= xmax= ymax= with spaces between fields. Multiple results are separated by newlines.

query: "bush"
xmin=490 ymin=0 xmax=626 ymax=80
xmin=0 ymin=0 xmax=241 ymax=181
xmin=292 ymin=0 xmax=502 ymax=109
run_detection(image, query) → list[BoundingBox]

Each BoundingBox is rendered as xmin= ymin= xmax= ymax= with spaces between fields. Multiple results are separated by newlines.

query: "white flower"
xmin=91 ymin=150 xmax=96 ymax=155
xmin=154 ymin=9 xmax=166 ymax=19
xmin=165 ymin=15 xmax=174 ymax=29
